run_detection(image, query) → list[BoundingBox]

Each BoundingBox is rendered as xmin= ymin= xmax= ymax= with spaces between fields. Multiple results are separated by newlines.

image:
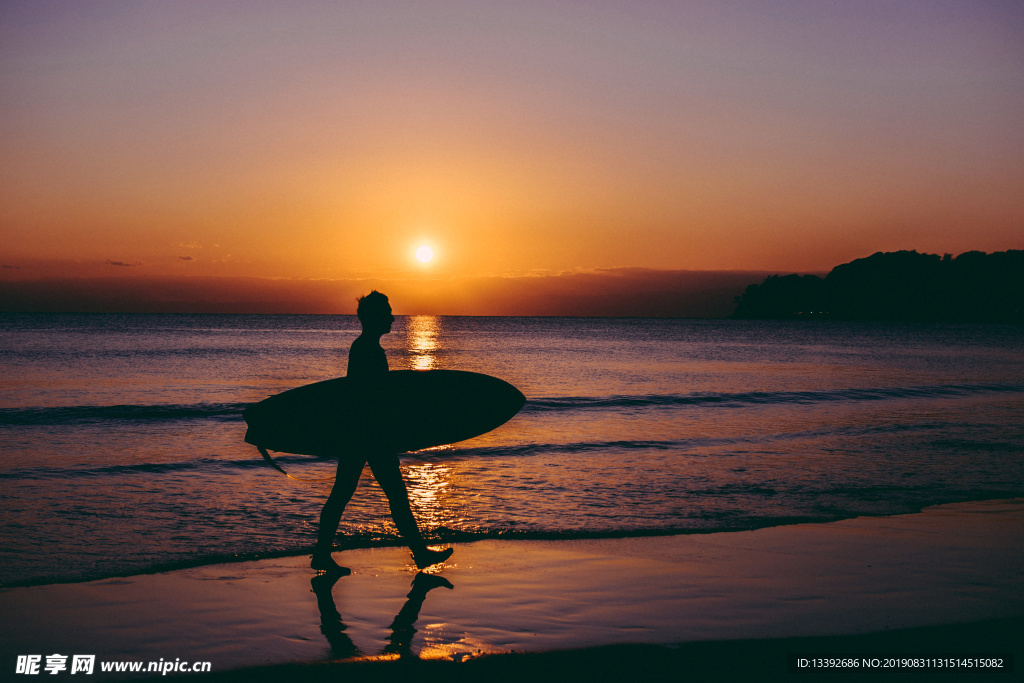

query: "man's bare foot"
xmin=311 ymin=552 xmax=351 ymax=575
xmin=412 ymin=546 xmax=453 ymax=569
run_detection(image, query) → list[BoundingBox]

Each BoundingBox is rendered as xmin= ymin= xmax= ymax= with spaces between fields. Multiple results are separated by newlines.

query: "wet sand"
xmin=2 ymin=499 xmax=1021 ymax=680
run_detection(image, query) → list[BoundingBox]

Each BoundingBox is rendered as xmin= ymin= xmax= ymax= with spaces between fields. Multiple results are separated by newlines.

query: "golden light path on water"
xmin=404 ymin=462 xmax=462 ymax=532
xmin=407 ymin=315 xmax=440 ymax=371
xmin=400 ymin=316 xmax=464 ymax=538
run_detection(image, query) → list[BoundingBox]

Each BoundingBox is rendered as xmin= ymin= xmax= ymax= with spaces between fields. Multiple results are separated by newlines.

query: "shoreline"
xmin=7 ymin=495 xmax=1021 ymax=590
xmin=2 ymin=498 xmax=1022 ymax=680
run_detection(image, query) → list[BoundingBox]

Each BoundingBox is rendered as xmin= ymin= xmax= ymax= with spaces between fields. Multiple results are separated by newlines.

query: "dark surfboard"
xmin=243 ymin=370 xmax=525 ymax=457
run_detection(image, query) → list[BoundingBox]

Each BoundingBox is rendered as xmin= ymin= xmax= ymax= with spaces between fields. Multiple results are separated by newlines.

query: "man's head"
xmin=356 ymin=290 xmax=394 ymax=334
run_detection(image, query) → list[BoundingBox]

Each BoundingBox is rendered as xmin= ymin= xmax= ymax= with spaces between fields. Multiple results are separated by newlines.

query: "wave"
xmin=2 ymin=382 xmax=1021 ymax=428
xmin=524 ymin=382 xmax=1024 ymax=412
xmin=2 ymin=416 xmax=1006 ymax=482
xmin=0 ymin=402 xmax=248 ymax=426
xmin=0 ymin=453 xmax=297 ymax=481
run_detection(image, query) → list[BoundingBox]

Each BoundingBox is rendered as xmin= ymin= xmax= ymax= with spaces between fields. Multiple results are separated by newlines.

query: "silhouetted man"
xmin=311 ymin=291 xmax=453 ymax=573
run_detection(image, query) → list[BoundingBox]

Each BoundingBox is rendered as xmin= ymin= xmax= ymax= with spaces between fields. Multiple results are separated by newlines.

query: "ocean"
xmin=1 ymin=313 xmax=1022 ymax=588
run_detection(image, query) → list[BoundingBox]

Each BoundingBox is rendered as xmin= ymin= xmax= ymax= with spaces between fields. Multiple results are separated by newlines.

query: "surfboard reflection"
xmin=310 ymin=571 xmax=454 ymax=660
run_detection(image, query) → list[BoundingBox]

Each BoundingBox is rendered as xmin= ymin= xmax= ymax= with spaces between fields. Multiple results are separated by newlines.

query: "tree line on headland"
xmin=731 ymin=250 xmax=1024 ymax=322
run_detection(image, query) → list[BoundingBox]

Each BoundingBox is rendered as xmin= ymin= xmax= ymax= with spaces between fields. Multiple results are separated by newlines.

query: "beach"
xmin=3 ymin=498 xmax=1021 ymax=680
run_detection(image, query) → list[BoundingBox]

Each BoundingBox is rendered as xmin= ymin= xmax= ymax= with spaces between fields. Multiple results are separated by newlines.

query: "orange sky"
xmin=2 ymin=2 xmax=1023 ymax=313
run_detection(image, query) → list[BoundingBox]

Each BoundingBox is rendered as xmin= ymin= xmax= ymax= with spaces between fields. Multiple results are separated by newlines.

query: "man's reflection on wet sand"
xmin=310 ymin=571 xmax=454 ymax=659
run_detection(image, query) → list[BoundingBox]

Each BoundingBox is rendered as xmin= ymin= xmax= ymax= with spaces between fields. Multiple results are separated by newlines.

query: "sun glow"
xmin=416 ymin=245 xmax=434 ymax=263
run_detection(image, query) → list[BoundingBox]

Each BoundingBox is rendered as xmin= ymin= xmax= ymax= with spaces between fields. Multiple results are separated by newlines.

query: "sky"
xmin=2 ymin=1 xmax=1023 ymax=314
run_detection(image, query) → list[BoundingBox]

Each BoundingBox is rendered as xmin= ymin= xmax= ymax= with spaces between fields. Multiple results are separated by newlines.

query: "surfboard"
xmin=243 ymin=370 xmax=525 ymax=457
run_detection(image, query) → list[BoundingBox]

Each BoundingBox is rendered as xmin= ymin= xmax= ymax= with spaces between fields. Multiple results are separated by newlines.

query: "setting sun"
xmin=416 ymin=245 xmax=434 ymax=263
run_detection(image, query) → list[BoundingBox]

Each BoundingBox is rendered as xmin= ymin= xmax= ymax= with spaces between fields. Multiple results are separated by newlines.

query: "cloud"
xmin=178 ymin=256 xmax=195 ymax=261
xmin=106 ymin=260 xmax=141 ymax=267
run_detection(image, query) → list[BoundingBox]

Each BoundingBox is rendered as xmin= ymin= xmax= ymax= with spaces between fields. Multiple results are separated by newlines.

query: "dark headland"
xmin=732 ymin=250 xmax=1023 ymax=323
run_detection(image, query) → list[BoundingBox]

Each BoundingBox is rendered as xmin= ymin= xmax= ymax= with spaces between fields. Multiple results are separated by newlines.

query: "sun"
xmin=415 ymin=245 xmax=434 ymax=263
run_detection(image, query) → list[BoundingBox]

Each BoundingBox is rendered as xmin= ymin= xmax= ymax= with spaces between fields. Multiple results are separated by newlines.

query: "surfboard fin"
xmin=256 ymin=445 xmax=334 ymax=482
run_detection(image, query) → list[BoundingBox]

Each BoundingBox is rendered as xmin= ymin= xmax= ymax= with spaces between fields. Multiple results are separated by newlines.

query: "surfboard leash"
xmin=255 ymin=445 xmax=335 ymax=482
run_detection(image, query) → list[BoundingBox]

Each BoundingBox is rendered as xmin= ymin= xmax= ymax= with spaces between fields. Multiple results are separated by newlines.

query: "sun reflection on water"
xmin=406 ymin=315 xmax=441 ymax=371
xmin=403 ymin=461 xmax=462 ymax=531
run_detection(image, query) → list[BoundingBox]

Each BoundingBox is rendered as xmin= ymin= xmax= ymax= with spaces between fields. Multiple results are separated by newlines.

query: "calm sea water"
xmin=1 ymin=313 xmax=1022 ymax=587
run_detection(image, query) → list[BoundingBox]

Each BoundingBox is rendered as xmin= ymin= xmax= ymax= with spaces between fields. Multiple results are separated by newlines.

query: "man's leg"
xmin=311 ymin=456 xmax=365 ymax=572
xmin=367 ymin=454 xmax=453 ymax=569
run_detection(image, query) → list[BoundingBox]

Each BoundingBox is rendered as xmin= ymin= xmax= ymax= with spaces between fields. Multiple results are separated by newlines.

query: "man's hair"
xmin=356 ymin=290 xmax=390 ymax=323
